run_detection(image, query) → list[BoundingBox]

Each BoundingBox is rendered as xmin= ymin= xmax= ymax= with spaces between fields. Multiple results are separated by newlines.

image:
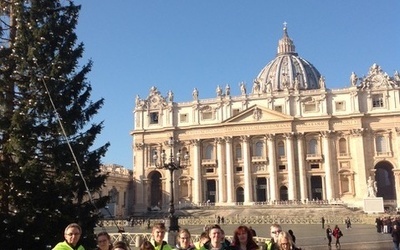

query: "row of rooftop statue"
xmin=135 ymin=64 xmax=400 ymax=106
xmin=52 ymin=222 xmax=306 ymax=250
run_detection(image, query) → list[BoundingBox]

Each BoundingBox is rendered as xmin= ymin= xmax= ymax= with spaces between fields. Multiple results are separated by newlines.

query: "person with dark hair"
xmin=194 ymin=231 xmax=209 ymax=250
xmin=325 ymin=225 xmax=332 ymax=247
xmin=113 ymin=241 xmax=128 ymax=250
xmin=140 ymin=241 xmax=155 ymax=250
xmin=200 ymin=224 xmax=229 ymax=250
xmin=230 ymin=225 xmax=258 ymax=250
xmin=249 ymin=227 xmax=257 ymax=237
xmin=332 ymin=225 xmax=343 ymax=249
xmin=53 ymin=223 xmax=85 ymax=250
xmin=97 ymin=232 xmax=113 ymax=250
xmin=150 ymin=223 xmax=173 ymax=250
xmin=287 ymin=230 xmax=296 ymax=244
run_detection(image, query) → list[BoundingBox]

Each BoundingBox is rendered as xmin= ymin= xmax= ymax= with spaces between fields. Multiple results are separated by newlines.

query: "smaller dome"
xmin=255 ymin=24 xmax=322 ymax=92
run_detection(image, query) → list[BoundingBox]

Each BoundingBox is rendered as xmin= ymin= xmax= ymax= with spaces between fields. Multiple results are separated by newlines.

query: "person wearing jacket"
xmin=200 ymin=224 xmax=230 ymax=250
xmin=52 ymin=223 xmax=85 ymax=250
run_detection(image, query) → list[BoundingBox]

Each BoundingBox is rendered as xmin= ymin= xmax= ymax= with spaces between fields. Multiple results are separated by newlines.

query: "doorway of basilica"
xmin=149 ymin=171 xmax=162 ymax=208
xmin=311 ymin=176 xmax=322 ymax=200
xmin=375 ymin=161 xmax=396 ymax=200
xmin=236 ymin=187 xmax=244 ymax=202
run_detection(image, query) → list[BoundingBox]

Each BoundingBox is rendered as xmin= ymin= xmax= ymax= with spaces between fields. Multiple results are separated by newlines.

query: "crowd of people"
xmin=52 ymin=222 xmax=304 ymax=250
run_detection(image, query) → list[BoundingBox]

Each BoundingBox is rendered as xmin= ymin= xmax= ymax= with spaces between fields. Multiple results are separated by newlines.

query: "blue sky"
xmin=74 ymin=1 xmax=399 ymax=169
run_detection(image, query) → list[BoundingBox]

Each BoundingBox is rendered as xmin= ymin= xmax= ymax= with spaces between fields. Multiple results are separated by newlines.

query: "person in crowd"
xmin=53 ymin=223 xmax=85 ymax=250
xmin=326 ymin=225 xmax=332 ymax=247
xmin=194 ymin=231 xmax=210 ymax=250
xmin=113 ymin=241 xmax=128 ymax=250
xmin=321 ymin=217 xmax=325 ymax=229
xmin=97 ymin=232 xmax=113 ymax=250
xmin=220 ymin=229 xmax=231 ymax=247
xmin=332 ymin=225 xmax=343 ymax=249
xmin=266 ymin=223 xmax=282 ymax=250
xmin=230 ymin=225 xmax=258 ymax=250
xmin=276 ymin=231 xmax=301 ymax=250
xmin=376 ymin=217 xmax=383 ymax=233
xmin=175 ymin=228 xmax=195 ymax=250
xmin=150 ymin=222 xmax=173 ymax=250
xmin=392 ymin=224 xmax=400 ymax=250
xmin=200 ymin=224 xmax=230 ymax=250
xmin=140 ymin=241 xmax=155 ymax=250
xmin=287 ymin=230 xmax=296 ymax=244
xmin=249 ymin=227 xmax=257 ymax=237
xmin=345 ymin=217 xmax=351 ymax=230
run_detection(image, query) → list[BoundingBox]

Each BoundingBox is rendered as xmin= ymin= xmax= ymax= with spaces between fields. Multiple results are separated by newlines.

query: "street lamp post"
xmin=153 ymin=137 xmax=189 ymax=232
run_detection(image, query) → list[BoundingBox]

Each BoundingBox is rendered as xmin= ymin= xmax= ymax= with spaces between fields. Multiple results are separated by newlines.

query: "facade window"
xmin=335 ymin=101 xmax=346 ymax=111
xmin=311 ymin=164 xmax=320 ymax=169
xmin=202 ymin=112 xmax=213 ymax=120
xmin=278 ymin=165 xmax=286 ymax=170
xmin=277 ymin=141 xmax=285 ymax=157
xmin=375 ymin=135 xmax=386 ymax=153
xmin=236 ymin=166 xmax=243 ymax=172
xmin=254 ymin=141 xmax=263 ymax=157
xmin=338 ymin=138 xmax=347 ymax=156
xmin=205 ymin=168 xmax=214 ymax=173
xmin=204 ymin=145 xmax=213 ymax=159
xmin=235 ymin=144 xmax=242 ymax=160
xmin=180 ymin=113 xmax=188 ymax=123
xmin=150 ymin=112 xmax=159 ymax=124
xmin=274 ymin=105 xmax=283 ymax=113
xmin=372 ymin=94 xmax=384 ymax=108
xmin=308 ymin=139 xmax=318 ymax=155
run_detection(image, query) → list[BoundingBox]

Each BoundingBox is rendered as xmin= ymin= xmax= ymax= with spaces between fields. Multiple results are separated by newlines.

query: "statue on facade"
xmin=240 ymin=82 xmax=246 ymax=95
xmin=252 ymin=79 xmax=260 ymax=94
xmin=216 ymin=85 xmax=222 ymax=97
xmin=367 ymin=176 xmax=377 ymax=197
xmin=350 ymin=72 xmax=358 ymax=86
xmin=225 ymin=84 xmax=230 ymax=96
xmin=167 ymin=90 xmax=174 ymax=103
xmin=192 ymin=88 xmax=199 ymax=100
xmin=135 ymin=95 xmax=140 ymax=106
xmin=319 ymin=76 xmax=326 ymax=89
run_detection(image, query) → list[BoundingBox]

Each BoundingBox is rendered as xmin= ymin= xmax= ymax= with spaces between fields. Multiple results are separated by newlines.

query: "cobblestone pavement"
xmin=99 ymin=223 xmax=394 ymax=250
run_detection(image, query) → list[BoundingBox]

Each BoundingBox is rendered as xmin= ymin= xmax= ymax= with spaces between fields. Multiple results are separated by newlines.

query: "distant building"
xmin=100 ymin=164 xmax=133 ymax=218
xmin=131 ymin=25 xmax=400 ymax=213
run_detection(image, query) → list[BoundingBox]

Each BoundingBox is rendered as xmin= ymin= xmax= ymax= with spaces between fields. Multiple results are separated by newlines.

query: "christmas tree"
xmin=0 ymin=0 xmax=110 ymax=248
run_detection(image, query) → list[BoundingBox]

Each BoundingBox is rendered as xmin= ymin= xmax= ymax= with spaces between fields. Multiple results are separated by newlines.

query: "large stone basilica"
xmin=131 ymin=25 xmax=400 ymax=213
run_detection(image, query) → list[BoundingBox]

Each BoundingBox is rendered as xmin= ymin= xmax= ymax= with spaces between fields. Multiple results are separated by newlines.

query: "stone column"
xmin=225 ymin=136 xmax=234 ymax=204
xmin=266 ymin=134 xmax=278 ymax=201
xmin=285 ymin=133 xmax=296 ymax=200
xmin=350 ymin=129 xmax=367 ymax=200
xmin=297 ymin=133 xmax=307 ymax=202
xmin=241 ymin=135 xmax=253 ymax=204
xmin=394 ymin=171 xmax=400 ymax=208
xmin=191 ymin=139 xmax=202 ymax=204
xmin=322 ymin=131 xmax=333 ymax=200
xmin=216 ymin=138 xmax=226 ymax=204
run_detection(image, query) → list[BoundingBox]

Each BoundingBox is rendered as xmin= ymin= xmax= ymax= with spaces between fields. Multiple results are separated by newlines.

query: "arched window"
xmin=308 ymin=139 xmax=318 ymax=155
xmin=375 ymin=136 xmax=386 ymax=153
xmin=339 ymin=138 xmax=347 ymax=155
xmin=205 ymin=144 xmax=213 ymax=159
xmin=254 ymin=141 xmax=263 ymax=157
xmin=235 ymin=144 xmax=242 ymax=160
xmin=277 ymin=141 xmax=285 ymax=157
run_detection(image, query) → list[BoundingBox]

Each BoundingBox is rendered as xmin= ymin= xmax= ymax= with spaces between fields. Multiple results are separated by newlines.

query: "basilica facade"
xmin=131 ymin=26 xmax=400 ymax=212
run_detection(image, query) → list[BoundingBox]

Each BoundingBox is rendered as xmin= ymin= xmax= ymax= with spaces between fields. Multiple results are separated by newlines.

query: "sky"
xmin=73 ymin=1 xmax=400 ymax=170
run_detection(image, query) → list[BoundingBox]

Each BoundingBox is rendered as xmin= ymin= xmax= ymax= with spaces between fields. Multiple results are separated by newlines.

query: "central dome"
xmin=256 ymin=25 xmax=322 ymax=92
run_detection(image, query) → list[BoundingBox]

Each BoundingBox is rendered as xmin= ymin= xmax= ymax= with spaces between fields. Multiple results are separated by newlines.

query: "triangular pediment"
xmin=222 ymin=105 xmax=294 ymax=124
